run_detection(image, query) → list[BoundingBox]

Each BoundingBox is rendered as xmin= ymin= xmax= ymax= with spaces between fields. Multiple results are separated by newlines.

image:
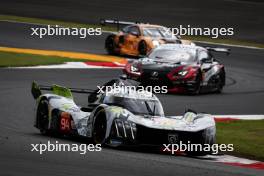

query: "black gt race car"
xmin=123 ymin=44 xmax=230 ymax=94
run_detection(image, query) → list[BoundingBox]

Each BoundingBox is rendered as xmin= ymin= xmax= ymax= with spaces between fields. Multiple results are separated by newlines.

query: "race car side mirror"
xmin=31 ymin=81 xmax=42 ymax=99
xmin=200 ymin=58 xmax=213 ymax=64
xmin=185 ymin=108 xmax=197 ymax=114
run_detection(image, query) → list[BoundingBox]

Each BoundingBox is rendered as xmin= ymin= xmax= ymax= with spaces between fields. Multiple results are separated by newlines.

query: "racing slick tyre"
xmin=138 ymin=40 xmax=147 ymax=56
xmin=188 ymin=72 xmax=202 ymax=95
xmin=105 ymin=35 xmax=116 ymax=55
xmin=215 ymin=77 xmax=224 ymax=93
xmin=92 ymin=109 xmax=107 ymax=145
xmin=36 ymin=99 xmax=50 ymax=135
xmin=215 ymin=71 xmax=225 ymax=93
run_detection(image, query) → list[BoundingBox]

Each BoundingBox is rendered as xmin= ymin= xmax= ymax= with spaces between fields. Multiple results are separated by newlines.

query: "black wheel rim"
xmin=192 ymin=74 xmax=201 ymax=94
xmin=106 ymin=37 xmax=114 ymax=53
xmin=93 ymin=114 xmax=106 ymax=144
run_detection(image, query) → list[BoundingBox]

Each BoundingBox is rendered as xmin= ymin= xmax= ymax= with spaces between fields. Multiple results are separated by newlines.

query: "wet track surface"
xmin=0 ymin=21 xmax=264 ymax=176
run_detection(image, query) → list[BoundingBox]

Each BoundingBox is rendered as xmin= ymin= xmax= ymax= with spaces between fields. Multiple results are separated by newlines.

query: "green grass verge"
xmin=217 ymin=120 xmax=264 ymax=161
xmin=0 ymin=51 xmax=90 ymax=67
xmin=1 ymin=14 xmax=264 ymax=49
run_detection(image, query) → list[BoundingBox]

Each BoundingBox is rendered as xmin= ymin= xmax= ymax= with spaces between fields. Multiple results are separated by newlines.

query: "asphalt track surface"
xmin=1 ymin=0 xmax=264 ymax=43
xmin=0 ymin=21 xmax=264 ymax=176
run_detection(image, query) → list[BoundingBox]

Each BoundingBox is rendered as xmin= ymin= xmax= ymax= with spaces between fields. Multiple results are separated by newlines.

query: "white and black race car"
xmin=31 ymin=78 xmax=216 ymax=154
xmin=124 ymin=44 xmax=230 ymax=94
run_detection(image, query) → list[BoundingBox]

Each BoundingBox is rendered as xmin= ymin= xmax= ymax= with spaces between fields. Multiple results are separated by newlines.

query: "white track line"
xmin=199 ymin=154 xmax=264 ymax=170
xmin=12 ymin=62 xmax=123 ymax=69
xmin=205 ymin=155 xmax=259 ymax=164
xmin=172 ymin=115 xmax=264 ymax=120
xmin=191 ymin=40 xmax=264 ymax=50
xmin=213 ymin=115 xmax=264 ymax=120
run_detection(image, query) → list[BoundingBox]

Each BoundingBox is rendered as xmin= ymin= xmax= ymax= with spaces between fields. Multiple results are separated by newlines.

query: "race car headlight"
xmin=125 ymin=63 xmax=141 ymax=77
xmin=178 ymin=70 xmax=188 ymax=76
xmin=130 ymin=65 xmax=141 ymax=75
xmin=152 ymin=40 xmax=160 ymax=47
xmin=168 ymin=66 xmax=198 ymax=80
xmin=131 ymin=65 xmax=139 ymax=72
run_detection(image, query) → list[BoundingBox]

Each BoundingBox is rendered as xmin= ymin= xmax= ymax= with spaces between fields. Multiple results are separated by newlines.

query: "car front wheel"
xmin=36 ymin=99 xmax=50 ymax=135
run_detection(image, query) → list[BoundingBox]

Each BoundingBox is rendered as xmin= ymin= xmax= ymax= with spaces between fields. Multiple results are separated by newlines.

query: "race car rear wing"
xmin=206 ymin=47 xmax=231 ymax=55
xmin=31 ymin=81 xmax=94 ymax=100
xmin=100 ymin=19 xmax=142 ymax=30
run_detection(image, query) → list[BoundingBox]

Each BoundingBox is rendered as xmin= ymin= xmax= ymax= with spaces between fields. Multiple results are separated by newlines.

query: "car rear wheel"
xmin=105 ymin=35 xmax=116 ymax=55
xmin=92 ymin=109 xmax=107 ymax=145
xmin=216 ymin=78 xmax=224 ymax=93
xmin=215 ymin=71 xmax=225 ymax=93
xmin=36 ymin=99 xmax=50 ymax=135
xmin=189 ymin=72 xmax=201 ymax=95
xmin=138 ymin=40 xmax=147 ymax=56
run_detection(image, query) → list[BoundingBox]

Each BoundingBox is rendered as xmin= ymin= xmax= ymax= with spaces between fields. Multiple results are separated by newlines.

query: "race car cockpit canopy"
xmin=147 ymin=44 xmax=217 ymax=64
xmin=103 ymin=94 xmax=164 ymax=116
xmin=142 ymin=26 xmax=176 ymax=39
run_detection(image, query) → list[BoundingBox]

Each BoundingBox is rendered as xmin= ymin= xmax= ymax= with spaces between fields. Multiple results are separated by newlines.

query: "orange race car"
xmin=101 ymin=19 xmax=194 ymax=56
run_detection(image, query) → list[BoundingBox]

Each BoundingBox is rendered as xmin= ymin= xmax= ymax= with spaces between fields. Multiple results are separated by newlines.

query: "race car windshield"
xmin=143 ymin=27 xmax=175 ymax=38
xmin=104 ymin=96 xmax=164 ymax=116
xmin=198 ymin=50 xmax=212 ymax=61
xmin=148 ymin=49 xmax=198 ymax=63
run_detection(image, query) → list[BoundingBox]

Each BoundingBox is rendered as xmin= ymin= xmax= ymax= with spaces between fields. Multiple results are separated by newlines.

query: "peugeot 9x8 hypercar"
xmin=31 ymin=78 xmax=216 ymax=155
